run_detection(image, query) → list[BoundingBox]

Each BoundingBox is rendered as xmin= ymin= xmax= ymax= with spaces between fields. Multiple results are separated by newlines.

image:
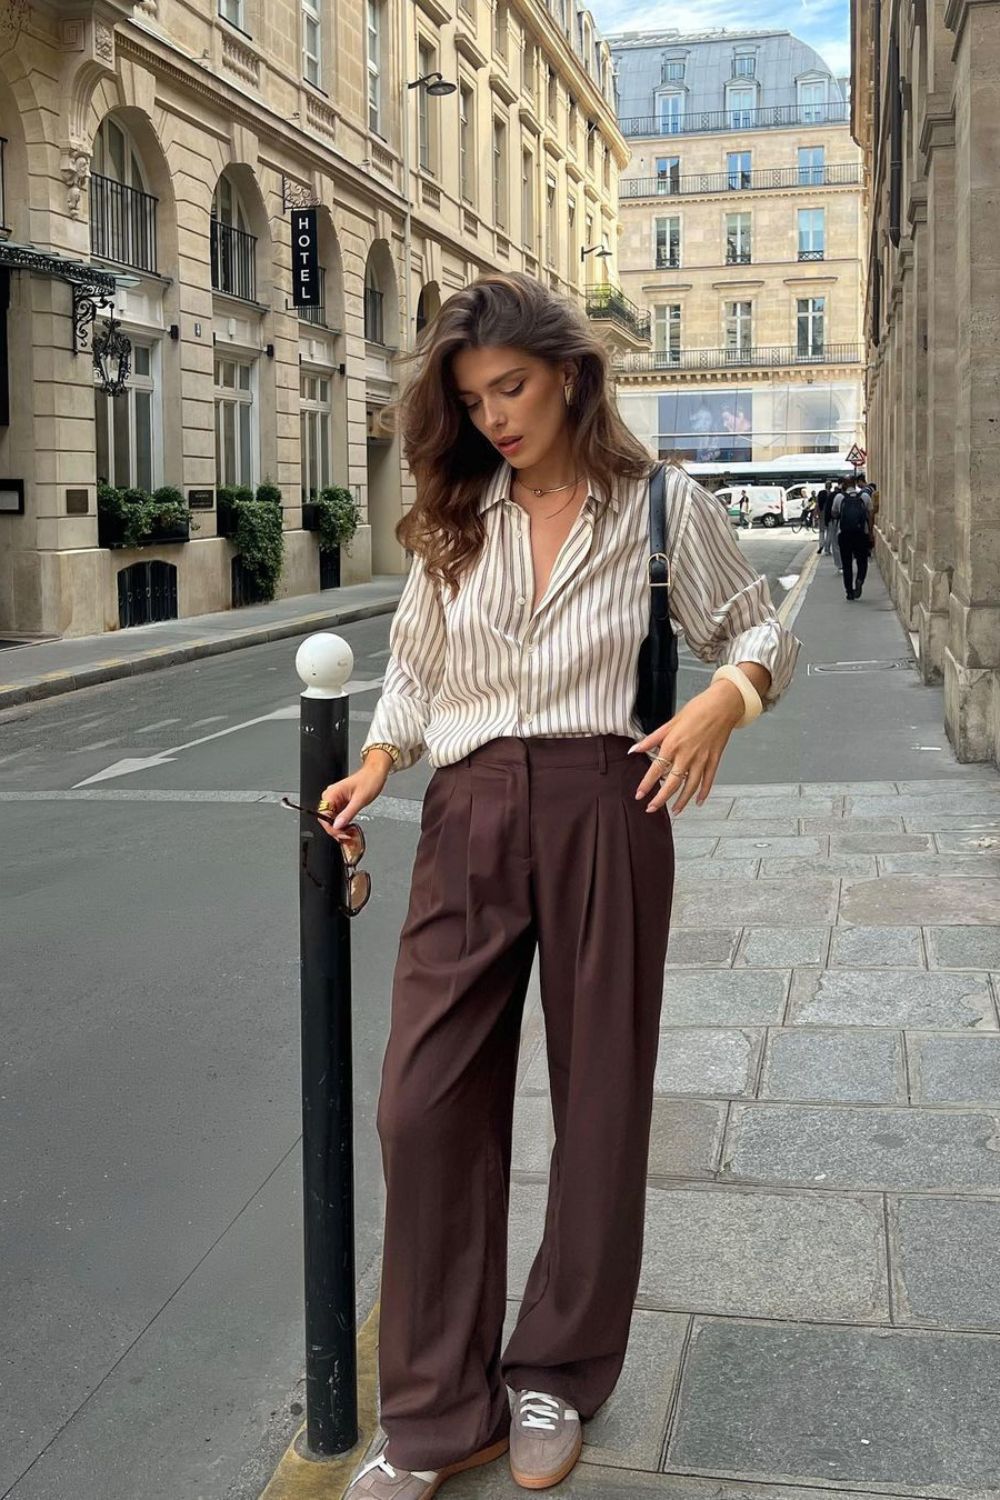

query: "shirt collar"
xmin=479 ymin=462 xmax=620 ymax=515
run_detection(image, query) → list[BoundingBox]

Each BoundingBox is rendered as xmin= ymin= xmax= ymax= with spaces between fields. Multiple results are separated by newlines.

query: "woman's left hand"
xmin=630 ymin=679 xmax=746 ymax=815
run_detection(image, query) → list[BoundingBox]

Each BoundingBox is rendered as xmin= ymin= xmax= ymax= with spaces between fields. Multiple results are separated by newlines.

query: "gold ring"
xmin=318 ymin=798 xmax=332 ymax=812
xmin=652 ymin=755 xmax=672 ymax=768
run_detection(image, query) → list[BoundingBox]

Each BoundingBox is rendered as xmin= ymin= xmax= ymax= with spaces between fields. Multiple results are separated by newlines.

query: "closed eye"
xmin=462 ymin=381 xmax=524 ymax=412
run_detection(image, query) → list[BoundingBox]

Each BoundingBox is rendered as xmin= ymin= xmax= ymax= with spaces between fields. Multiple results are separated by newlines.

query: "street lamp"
xmin=581 ymin=245 xmax=612 ymax=264
xmin=400 ymin=70 xmax=456 ymax=345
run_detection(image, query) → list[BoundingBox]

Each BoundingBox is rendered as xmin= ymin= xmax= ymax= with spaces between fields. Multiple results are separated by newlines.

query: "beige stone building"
xmin=0 ymin=0 xmax=624 ymax=640
xmin=852 ymin=0 xmax=1000 ymax=766
xmin=606 ymin=29 xmax=865 ymax=470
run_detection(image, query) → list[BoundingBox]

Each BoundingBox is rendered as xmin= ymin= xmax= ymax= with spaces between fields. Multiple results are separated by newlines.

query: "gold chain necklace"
xmin=513 ymin=474 xmax=585 ymax=520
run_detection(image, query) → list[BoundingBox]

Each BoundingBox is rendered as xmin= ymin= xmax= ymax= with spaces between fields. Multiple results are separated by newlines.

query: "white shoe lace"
xmin=518 ymin=1390 xmax=578 ymax=1432
xmin=356 ymin=1452 xmax=438 ymax=1485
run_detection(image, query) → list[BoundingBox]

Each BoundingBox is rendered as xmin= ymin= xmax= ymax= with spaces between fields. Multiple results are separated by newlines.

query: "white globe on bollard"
xmin=295 ymin=632 xmax=354 ymax=699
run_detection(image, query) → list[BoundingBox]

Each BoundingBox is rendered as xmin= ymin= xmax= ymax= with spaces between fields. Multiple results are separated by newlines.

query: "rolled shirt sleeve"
xmin=362 ymin=552 xmax=447 ymax=771
xmin=668 ymin=475 xmax=800 ymax=707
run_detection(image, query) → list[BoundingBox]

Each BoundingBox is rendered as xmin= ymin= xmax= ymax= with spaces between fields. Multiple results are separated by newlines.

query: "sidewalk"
xmin=0 ymin=579 xmax=405 ymax=712
xmin=268 ymin=551 xmax=1000 ymax=1500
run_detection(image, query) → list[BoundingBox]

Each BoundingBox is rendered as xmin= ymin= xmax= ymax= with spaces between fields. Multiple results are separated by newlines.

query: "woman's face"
xmin=451 ymin=346 xmax=575 ymax=468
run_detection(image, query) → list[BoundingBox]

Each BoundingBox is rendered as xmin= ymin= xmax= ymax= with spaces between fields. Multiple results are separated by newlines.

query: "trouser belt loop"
xmin=597 ymin=739 xmax=608 ymax=774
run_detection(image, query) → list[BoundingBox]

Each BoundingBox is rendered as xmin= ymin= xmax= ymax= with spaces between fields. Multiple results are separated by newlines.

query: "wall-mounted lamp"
xmin=169 ymin=323 xmax=180 ymax=341
xmin=265 ymin=342 xmax=275 ymax=358
xmin=581 ymin=245 xmax=612 ymax=263
xmin=408 ymin=70 xmax=456 ymax=97
xmin=337 ymin=362 xmax=346 ymax=376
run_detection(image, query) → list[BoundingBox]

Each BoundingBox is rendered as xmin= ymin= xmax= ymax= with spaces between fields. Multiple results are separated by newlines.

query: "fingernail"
xmin=627 ymin=745 xmax=640 ymax=755
xmin=635 ymin=789 xmax=644 ymax=800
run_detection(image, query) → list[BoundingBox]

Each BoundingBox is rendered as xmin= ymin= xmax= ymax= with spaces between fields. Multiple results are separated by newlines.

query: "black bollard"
xmin=296 ymin=638 xmax=357 ymax=1457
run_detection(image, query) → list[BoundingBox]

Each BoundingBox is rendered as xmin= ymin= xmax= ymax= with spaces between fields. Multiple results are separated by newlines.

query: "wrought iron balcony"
xmin=619 ymin=101 xmax=850 ymax=139
xmin=620 ymin=161 xmax=861 ymax=199
xmin=90 ymin=173 xmax=158 ymax=273
xmin=654 ymin=254 xmax=682 ymax=270
xmin=726 ymin=249 xmax=753 ymax=265
xmin=211 ymin=218 xmax=257 ymax=301
xmin=614 ymin=342 xmax=863 ymax=374
xmin=798 ymin=248 xmax=826 ymax=261
xmin=585 ymin=285 xmax=651 ymax=343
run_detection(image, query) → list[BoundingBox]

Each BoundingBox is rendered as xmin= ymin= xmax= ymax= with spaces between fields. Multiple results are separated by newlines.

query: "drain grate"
xmin=808 ymin=659 xmax=915 ymax=674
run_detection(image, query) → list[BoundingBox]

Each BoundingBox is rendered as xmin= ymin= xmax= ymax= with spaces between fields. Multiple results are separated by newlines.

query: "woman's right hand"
xmin=318 ymin=759 xmax=391 ymax=842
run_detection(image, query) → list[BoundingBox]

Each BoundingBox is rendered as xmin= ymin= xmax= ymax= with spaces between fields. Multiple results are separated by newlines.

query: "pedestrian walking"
xmin=738 ymin=488 xmax=750 ymax=519
xmin=832 ymin=479 xmax=874 ymax=600
xmin=814 ymin=485 xmax=832 ymax=555
xmin=316 ymin=272 xmax=800 ymax=1499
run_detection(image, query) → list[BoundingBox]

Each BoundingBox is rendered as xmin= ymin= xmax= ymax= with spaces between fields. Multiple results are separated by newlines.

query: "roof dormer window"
xmin=732 ymin=52 xmax=756 ymax=79
xmin=661 ymin=57 xmax=685 ymax=84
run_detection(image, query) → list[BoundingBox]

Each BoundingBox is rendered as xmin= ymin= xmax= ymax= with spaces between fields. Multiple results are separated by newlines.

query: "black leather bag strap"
xmin=649 ymin=461 xmax=671 ymax=624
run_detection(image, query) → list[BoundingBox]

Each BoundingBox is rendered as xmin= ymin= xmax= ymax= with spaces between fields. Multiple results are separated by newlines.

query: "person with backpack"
xmin=832 ymin=480 xmax=874 ymax=600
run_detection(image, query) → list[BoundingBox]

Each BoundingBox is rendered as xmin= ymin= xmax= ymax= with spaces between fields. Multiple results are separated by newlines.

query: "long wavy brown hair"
xmin=383 ymin=271 xmax=655 ymax=596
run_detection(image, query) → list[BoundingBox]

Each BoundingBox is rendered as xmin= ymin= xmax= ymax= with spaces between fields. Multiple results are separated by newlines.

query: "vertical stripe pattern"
xmin=364 ymin=463 xmax=801 ymax=771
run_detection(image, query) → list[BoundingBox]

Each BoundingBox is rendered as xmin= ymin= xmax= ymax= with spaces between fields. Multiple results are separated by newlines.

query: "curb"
xmin=0 ymin=597 xmax=403 ymax=713
xmin=260 ymin=1302 xmax=381 ymax=1500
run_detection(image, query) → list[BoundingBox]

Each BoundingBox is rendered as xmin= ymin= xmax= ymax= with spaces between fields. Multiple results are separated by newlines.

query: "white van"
xmin=715 ymin=485 xmax=787 ymax=529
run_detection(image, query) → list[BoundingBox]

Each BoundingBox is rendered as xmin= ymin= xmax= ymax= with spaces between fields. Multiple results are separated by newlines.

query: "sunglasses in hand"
xmin=280 ymin=798 xmax=372 ymax=917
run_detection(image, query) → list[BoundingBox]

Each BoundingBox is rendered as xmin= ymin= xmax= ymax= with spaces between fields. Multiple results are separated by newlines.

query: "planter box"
xmin=98 ymin=512 xmax=191 ymax=549
xmin=302 ymin=501 xmax=322 ymax=532
xmin=319 ymin=546 xmax=341 ymax=590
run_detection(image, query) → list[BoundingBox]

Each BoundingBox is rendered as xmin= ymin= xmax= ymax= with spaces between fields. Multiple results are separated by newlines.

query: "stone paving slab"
xmin=648 ymin=1098 xmax=729 ymax=1177
xmin=788 ymin=968 xmax=996 ymax=1029
xmin=829 ymin=926 xmax=925 ymax=967
xmin=723 ymin=1102 xmax=1000 ymax=1192
xmin=831 ymin=832 xmax=934 ymax=854
xmin=736 ymin=928 xmax=830 ymax=967
xmin=907 ymin=1033 xmax=1000 ymax=1105
xmin=850 ymin=792 xmax=1000 ymax=819
xmin=665 ymin=1317 xmax=1000 ymax=1496
xmin=803 ymin=815 xmax=906 ymax=834
xmin=934 ymin=831 xmax=1000 ymax=854
xmin=679 ymin=859 xmax=762 ymax=882
xmin=665 ymin=928 xmax=741 ymax=968
xmin=672 ymin=838 xmax=720 ymax=860
xmin=903 ymin=813 xmax=1000 ymax=833
xmin=670 ymin=818 xmax=801 ymax=839
xmin=654 ymin=1027 xmax=761 ymax=1097
xmin=713 ymin=836 xmax=826 ymax=859
xmin=662 ymin=970 xmax=790 ymax=1026
xmin=878 ymin=853 xmax=1000 ymax=878
xmin=839 ymin=875 xmax=1000 ymax=926
xmin=760 ymin=1029 xmax=906 ymax=1104
xmin=890 ymin=1196 xmax=1000 ymax=1331
xmin=511 ymin=1093 xmax=554 ymax=1173
xmin=497 ymin=1301 xmax=687 ymax=1474
xmin=444 ymin=1464 xmax=930 ymax=1498
xmin=712 ymin=782 xmax=805 ymax=798
xmin=728 ymin=797 xmax=837 ymax=819
xmin=639 ymin=1184 xmax=889 ymax=1323
xmin=761 ymin=855 xmax=879 ymax=879
xmin=672 ymin=878 xmax=841 ymax=927
xmin=925 ymin=926 xmax=1000 ymax=969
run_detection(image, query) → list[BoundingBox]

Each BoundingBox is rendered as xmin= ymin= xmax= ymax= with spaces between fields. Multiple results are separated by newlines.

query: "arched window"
xmin=91 ymin=117 xmax=157 ymax=272
xmin=364 ymin=259 xmax=384 ymax=345
xmin=211 ymin=173 xmax=257 ymax=300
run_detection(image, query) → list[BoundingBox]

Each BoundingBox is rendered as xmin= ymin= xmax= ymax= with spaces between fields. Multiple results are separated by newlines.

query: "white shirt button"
xmin=516 ymin=595 xmax=525 ymax=605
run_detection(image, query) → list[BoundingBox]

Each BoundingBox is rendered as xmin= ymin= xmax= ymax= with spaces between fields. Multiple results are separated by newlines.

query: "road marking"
xmin=136 ymin=717 xmax=183 ymax=734
xmin=186 ymin=716 xmax=228 ymax=727
xmin=72 ymin=678 xmax=385 ymax=787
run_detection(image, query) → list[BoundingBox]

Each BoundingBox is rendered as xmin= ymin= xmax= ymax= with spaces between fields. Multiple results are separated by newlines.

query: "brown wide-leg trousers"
xmin=375 ymin=734 xmax=675 ymax=1471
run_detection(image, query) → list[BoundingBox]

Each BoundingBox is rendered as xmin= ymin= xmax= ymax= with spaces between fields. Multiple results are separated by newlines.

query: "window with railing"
xmin=798 ymin=145 xmax=826 ymax=186
xmin=522 ymin=149 xmax=534 ymax=246
xmin=547 ymin=65 xmax=557 ymax=121
xmin=653 ymin=303 xmax=681 ymax=365
xmin=655 ymin=215 xmax=681 ymax=269
xmin=367 ymin=0 xmax=382 ymax=135
xmin=298 ymin=266 xmax=327 ymax=326
xmin=91 ymin=118 xmax=158 ymax=273
xmin=654 ymin=156 xmax=681 ymax=195
xmin=727 ymin=86 xmax=755 ymax=130
xmin=302 ymin=0 xmax=322 ymax=86
xmin=618 ymin=101 xmax=849 ymax=137
xmin=364 ymin=265 xmax=384 ymax=344
xmin=545 ymin=176 xmax=556 ymax=267
xmin=725 ymin=212 xmax=751 ymax=265
xmin=727 ymin=150 xmax=752 ymax=190
xmin=418 ymin=41 xmax=436 ymax=171
xmin=459 ymin=84 xmax=475 ymax=205
xmin=798 ymin=207 xmax=825 ymax=259
xmin=797 ymin=295 xmax=825 ymax=357
xmin=657 ymin=93 xmax=684 ymax=135
xmin=211 ymin=174 xmax=256 ymax=300
xmin=798 ymin=78 xmax=828 ymax=123
xmin=725 ymin=300 xmax=753 ymax=355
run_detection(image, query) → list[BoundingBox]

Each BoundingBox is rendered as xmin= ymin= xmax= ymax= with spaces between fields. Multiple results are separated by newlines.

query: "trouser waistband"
xmin=459 ymin=734 xmax=635 ymax=773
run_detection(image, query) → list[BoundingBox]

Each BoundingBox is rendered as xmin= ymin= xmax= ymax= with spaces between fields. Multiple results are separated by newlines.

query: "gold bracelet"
xmin=360 ymin=741 xmax=401 ymax=768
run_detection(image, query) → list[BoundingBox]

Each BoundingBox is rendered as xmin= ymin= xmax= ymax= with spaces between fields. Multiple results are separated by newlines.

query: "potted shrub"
xmin=216 ymin=484 xmax=255 ymax=539
xmin=310 ymin=485 xmax=359 ymax=590
xmin=230 ymin=493 xmax=285 ymax=602
xmin=97 ymin=483 xmax=195 ymax=549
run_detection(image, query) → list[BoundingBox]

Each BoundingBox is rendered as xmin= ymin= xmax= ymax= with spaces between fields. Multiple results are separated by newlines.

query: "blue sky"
xmin=590 ymin=0 xmax=850 ymax=78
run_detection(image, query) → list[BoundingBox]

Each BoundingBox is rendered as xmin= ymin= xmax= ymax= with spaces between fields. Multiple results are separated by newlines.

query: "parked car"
xmin=714 ymin=485 xmax=787 ymax=529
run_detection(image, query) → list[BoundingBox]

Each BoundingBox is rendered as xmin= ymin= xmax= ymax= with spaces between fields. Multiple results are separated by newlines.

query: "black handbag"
xmin=633 ymin=462 xmax=679 ymax=735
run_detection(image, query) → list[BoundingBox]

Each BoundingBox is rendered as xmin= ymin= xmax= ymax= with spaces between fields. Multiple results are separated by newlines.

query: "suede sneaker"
xmin=346 ymin=1435 xmax=509 ymax=1498
xmin=509 ymin=1391 xmax=583 ymax=1490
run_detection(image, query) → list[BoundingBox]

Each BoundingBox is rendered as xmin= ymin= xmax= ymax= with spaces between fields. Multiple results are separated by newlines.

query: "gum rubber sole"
xmin=434 ymin=1435 xmax=511 ymax=1490
xmin=509 ymin=1430 xmax=583 ymax=1490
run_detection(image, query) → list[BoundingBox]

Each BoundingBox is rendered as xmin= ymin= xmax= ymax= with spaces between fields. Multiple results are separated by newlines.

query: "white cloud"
xmin=592 ymin=0 xmax=850 ymax=77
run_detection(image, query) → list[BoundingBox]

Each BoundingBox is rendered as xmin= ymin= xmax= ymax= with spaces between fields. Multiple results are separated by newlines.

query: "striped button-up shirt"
xmin=363 ymin=462 xmax=800 ymax=771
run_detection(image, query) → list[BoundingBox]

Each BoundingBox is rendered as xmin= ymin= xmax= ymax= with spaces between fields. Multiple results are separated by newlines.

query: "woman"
xmin=319 ymin=272 xmax=799 ymax=1498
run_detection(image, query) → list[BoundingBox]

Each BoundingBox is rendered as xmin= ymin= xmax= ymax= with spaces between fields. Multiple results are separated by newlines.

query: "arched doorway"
xmin=363 ymin=240 xmax=403 ymax=574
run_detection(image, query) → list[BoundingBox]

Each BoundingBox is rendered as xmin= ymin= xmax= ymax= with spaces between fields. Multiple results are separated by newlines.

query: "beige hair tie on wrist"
xmin=712 ymin=664 xmax=764 ymax=727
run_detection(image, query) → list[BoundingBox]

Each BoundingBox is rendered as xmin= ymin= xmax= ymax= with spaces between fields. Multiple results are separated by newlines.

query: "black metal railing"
xmin=726 ymin=249 xmax=752 ymax=265
xmin=620 ymin=101 xmax=850 ymax=139
xmin=798 ymin=248 xmax=826 ymax=261
xmin=90 ymin=173 xmax=158 ymax=273
xmin=364 ymin=285 xmax=384 ymax=345
xmin=299 ymin=302 xmax=326 ymax=326
xmin=0 ymin=136 xmax=8 ymax=234
xmin=614 ymin=342 xmax=863 ymax=373
xmin=655 ymin=254 xmax=682 ymax=270
xmin=621 ymin=162 xmax=860 ymax=199
xmin=211 ymin=218 xmax=257 ymax=301
xmin=585 ymin=285 xmax=651 ymax=342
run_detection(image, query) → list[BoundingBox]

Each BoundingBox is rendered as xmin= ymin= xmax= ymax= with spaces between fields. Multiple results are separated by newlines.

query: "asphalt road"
xmin=0 ymin=534 xmax=811 ymax=1500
